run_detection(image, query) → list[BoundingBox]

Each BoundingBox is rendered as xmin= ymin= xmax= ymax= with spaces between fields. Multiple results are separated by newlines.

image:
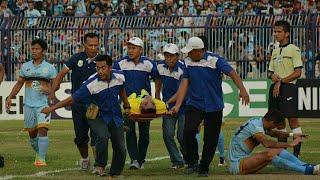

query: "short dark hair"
xmin=84 ymin=32 xmax=99 ymax=42
xmin=264 ymin=109 xmax=285 ymax=125
xmin=31 ymin=38 xmax=47 ymax=50
xmin=198 ymin=35 xmax=208 ymax=50
xmin=275 ymin=20 xmax=290 ymax=33
xmin=95 ymin=54 xmax=112 ymax=66
xmin=141 ymin=107 xmax=156 ymax=114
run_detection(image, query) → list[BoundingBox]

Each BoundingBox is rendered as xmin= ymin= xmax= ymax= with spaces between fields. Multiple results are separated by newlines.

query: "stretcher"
xmin=126 ymin=112 xmax=170 ymax=122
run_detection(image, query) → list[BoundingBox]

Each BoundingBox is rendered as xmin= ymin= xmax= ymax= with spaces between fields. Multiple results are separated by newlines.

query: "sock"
xmin=279 ymin=149 xmax=306 ymax=166
xmin=29 ymin=137 xmax=39 ymax=153
xmin=195 ymin=132 xmax=201 ymax=153
xmin=217 ymin=132 xmax=225 ymax=158
xmin=195 ymin=132 xmax=200 ymax=146
xmin=271 ymin=155 xmax=306 ymax=174
xmin=38 ymin=136 xmax=49 ymax=161
xmin=293 ymin=142 xmax=302 ymax=157
xmin=292 ymin=127 xmax=303 ymax=157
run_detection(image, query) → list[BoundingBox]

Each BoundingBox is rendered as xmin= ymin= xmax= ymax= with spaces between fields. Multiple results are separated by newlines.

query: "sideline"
xmin=0 ymin=155 xmax=170 ymax=180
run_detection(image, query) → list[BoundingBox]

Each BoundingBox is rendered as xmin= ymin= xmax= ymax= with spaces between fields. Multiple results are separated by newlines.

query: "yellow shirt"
xmin=269 ymin=44 xmax=303 ymax=84
xmin=126 ymin=89 xmax=167 ymax=115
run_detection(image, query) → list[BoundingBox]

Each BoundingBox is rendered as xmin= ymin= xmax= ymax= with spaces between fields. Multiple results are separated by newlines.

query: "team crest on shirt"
xmin=42 ymin=67 xmax=49 ymax=74
xmin=174 ymin=72 xmax=180 ymax=78
xmin=145 ymin=64 xmax=150 ymax=70
xmin=276 ymin=56 xmax=282 ymax=63
xmin=77 ymin=60 xmax=83 ymax=67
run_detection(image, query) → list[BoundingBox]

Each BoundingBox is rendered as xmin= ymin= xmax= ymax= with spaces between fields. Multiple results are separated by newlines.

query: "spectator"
xmin=0 ymin=0 xmax=14 ymax=18
xmin=200 ymin=0 xmax=214 ymax=15
xmin=73 ymin=0 xmax=87 ymax=16
xmin=14 ymin=0 xmax=28 ymax=16
xmin=33 ymin=0 xmax=43 ymax=11
xmin=51 ymin=0 xmax=64 ymax=17
xmin=273 ymin=0 xmax=283 ymax=15
xmin=214 ymin=0 xmax=225 ymax=15
xmin=244 ymin=2 xmax=256 ymax=15
xmin=104 ymin=5 xmax=114 ymax=15
xmin=229 ymin=0 xmax=241 ymax=15
xmin=315 ymin=1 xmax=320 ymax=13
xmin=256 ymin=0 xmax=273 ymax=15
xmin=41 ymin=1 xmax=51 ymax=16
xmin=64 ymin=5 xmax=75 ymax=16
xmin=146 ymin=2 xmax=155 ymax=16
xmin=24 ymin=1 xmax=41 ymax=28
xmin=61 ymin=0 xmax=69 ymax=9
xmin=292 ymin=1 xmax=306 ymax=14
xmin=91 ymin=5 xmax=104 ymax=16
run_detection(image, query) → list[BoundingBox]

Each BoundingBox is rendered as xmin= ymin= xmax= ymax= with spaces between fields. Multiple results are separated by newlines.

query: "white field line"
xmin=2 ymin=150 xmax=320 ymax=179
xmin=0 ymin=155 xmax=170 ymax=180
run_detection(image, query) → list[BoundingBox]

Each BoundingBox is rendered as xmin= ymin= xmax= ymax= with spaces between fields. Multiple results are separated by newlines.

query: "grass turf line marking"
xmin=2 ymin=150 xmax=320 ymax=179
xmin=0 ymin=155 xmax=170 ymax=180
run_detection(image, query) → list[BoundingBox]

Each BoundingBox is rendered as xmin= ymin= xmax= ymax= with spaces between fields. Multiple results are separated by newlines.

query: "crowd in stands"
xmin=1 ymin=0 xmax=320 ymax=18
xmin=1 ymin=0 xmax=320 ymax=81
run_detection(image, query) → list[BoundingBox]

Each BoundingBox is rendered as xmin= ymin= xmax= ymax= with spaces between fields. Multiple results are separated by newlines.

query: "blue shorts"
xmin=24 ymin=105 xmax=50 ymax=130
xmin=228 ymin=141 xmax=251 ymax=174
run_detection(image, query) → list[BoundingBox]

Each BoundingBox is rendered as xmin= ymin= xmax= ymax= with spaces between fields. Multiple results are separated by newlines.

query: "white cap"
xmin=66 ymin=5 xmax=73 ymax=10
xmin=181 ymin=37 xmax=204 ymax=53
xmin=163 ymin=43 xmax=179 ymax=54
xmin=128 ymin=37 xmax=144 ymax=48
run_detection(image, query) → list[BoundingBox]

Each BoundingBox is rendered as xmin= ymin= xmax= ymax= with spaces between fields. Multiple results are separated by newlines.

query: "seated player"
xmin=228 ymin=109 xmax=319 ymax=175
xmin=126 ymin=89 xmax=167 ymax=120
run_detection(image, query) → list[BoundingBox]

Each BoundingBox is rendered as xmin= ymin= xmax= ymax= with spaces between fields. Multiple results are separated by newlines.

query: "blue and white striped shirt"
xmin=72 ymin=70 xmax=125 ymax=127
xmin=183 ymin=51 xmax=233 ymax=112
xmin=157 ymin=60 xmax=186 ymax=115
xmin=113 ymin=55 xmax=159 ymax=96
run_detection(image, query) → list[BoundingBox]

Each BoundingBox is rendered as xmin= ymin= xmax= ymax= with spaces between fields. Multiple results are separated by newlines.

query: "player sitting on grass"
xmin=228 ymin=109 xmax=319 ymax=175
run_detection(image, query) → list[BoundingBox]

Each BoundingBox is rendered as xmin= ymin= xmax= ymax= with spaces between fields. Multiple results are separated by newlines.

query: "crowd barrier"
xmin=0 ymin=14 xmax=319 ymax=81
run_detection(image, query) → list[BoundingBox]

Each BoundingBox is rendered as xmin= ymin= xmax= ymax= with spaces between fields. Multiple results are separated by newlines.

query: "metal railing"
xmin=0 ymin=14 xmax=319 ymax=81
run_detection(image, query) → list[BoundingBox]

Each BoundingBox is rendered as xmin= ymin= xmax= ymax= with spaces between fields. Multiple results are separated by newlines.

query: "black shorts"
xmin=71 ymin=103 xmax=96 ymax=147
xmin=268 ymin=83 xmax=298 ymax=118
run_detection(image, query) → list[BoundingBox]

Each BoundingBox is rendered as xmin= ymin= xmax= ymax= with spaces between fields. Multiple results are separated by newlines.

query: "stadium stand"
xmin=0 ymin=0 xmax=320 ymax=81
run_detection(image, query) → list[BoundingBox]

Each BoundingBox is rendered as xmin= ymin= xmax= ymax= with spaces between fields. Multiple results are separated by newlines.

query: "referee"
xmin=268 ymin=20 xmax=303 ymax=157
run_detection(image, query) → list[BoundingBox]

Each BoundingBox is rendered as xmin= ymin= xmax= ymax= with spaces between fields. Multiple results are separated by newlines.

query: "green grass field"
xmin=0 ymin=118 xmax=320 ymax=180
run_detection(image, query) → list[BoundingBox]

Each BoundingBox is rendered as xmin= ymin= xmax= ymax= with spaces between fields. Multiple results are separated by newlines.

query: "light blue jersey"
xmin=228 ymin=117 xmax=265 ymax=174
xmin=19 ymin=60 xmax=57 ymax=107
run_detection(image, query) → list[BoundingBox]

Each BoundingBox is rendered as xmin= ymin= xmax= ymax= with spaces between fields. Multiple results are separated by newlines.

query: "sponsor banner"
xmin=297 ymin=79 xmax=320 ymax=118
xmin=0 ymin=82 xmax=72 ymax=120
xmin=0 ymin=79 xmax=319 ymax=120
